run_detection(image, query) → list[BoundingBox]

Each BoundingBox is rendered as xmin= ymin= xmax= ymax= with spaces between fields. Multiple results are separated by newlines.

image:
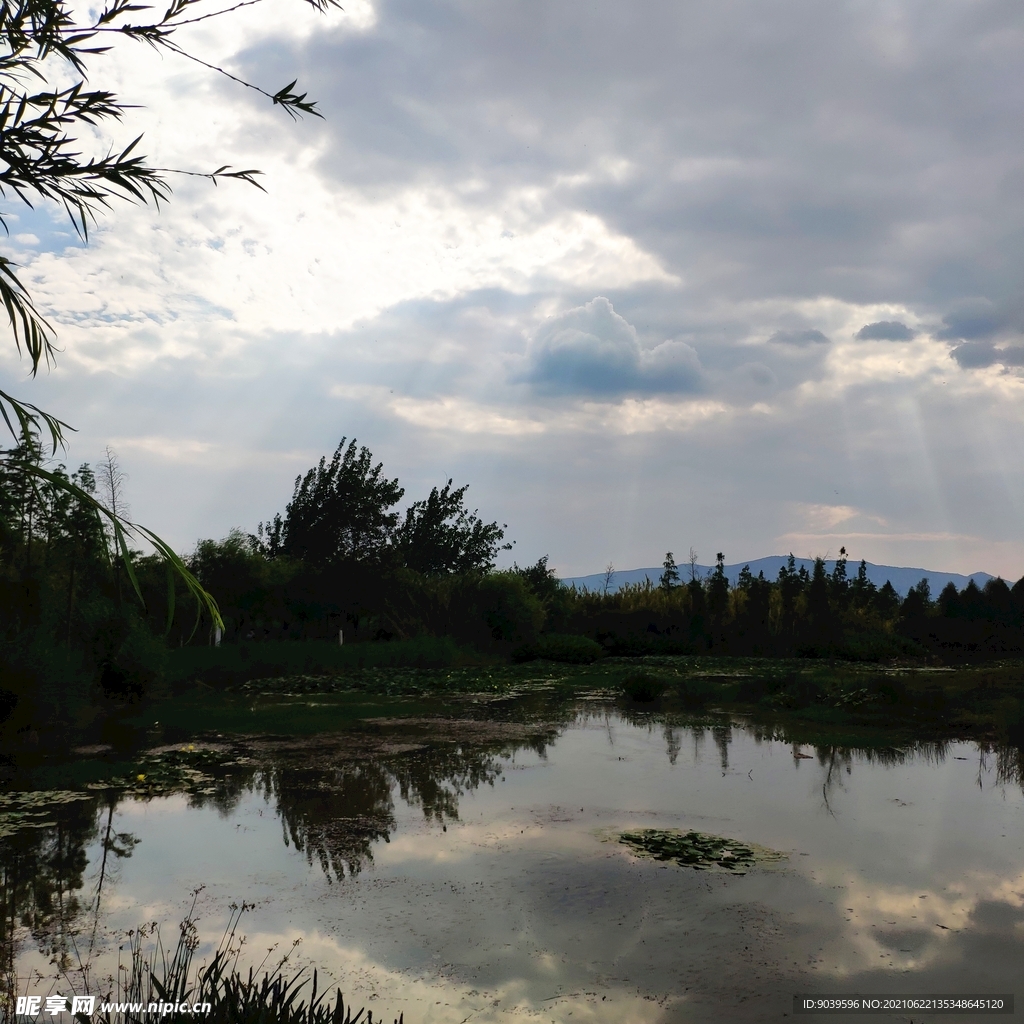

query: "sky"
xmin=4 ymin=0 xmax=1024 ymax=579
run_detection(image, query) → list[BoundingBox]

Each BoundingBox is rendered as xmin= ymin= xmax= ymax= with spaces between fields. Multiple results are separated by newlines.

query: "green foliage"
xmin=0 ymin=444 xmax=172 ymax=740
xmin=550 ymin=551 xmax=1024 ymax=664
xmin=166 ymin=636 xmax=467 ymax=687
xmin=394 ymin=479 xmax=510 ymax=575
xmin=259 ymin=440 xmax=509 ymax=580
xmin=621 ymin=669 xmax=668 ymax=702
xmin=659 ymin=551 xmax=680 ymax=591
xmin=469 ymin=571 xmax=544 ymax=646
xmin=83 ymin=901 xmax=400 ymax=1024
xmin=619 ymin=828 xmax=785 ymax=873
xmin=0 ymin=788 xmax=93 ymax=839
xmin=511 ymin=633 xmax=603 ymax=664
xmin=511 ymin=555 xmax=562 ymax=603
xmin=0 ymin=0 xmax=339 ymax=737
xmin=761 ymin=673 xmax=826 ymax=709
xmin=675 ymin=675 xmax=717 ymax=708
xmin=260 ymin=438 xmax=405 ymax=568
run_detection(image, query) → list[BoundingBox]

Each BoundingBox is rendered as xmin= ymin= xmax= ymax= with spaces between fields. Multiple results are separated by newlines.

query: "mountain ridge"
xmin=561 ymin=556 xmax=999 ymax=598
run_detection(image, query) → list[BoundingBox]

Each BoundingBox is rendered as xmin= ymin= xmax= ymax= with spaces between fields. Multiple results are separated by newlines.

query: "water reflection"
xmin=265 ymin=763 xmax=395 ymax=880
xmin=2 ymin=706 xmax=1023 ymax=1023
xmin=1 ymin=795 xmax=99 ymax=986
xmin=0 ymin=722 xmax=560 ymax=981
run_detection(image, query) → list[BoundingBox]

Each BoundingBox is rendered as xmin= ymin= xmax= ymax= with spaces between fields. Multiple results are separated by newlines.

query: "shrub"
xmin=511 ymin=633 xmax=603 ymax=664
xmin=81 ymin=900 xmax=402 ymax=1024
xmin=474 ymin=572 xmax=545 ymax=645
xmin=622 ymin=670 xmax=668 ymax=702
xmin=676 ymin=676 xmax=718 ymax=709
xmin=762 ymin=674 xmax=825 ymax=709
xmin=166 ymin=636 xmax=467 ymax=687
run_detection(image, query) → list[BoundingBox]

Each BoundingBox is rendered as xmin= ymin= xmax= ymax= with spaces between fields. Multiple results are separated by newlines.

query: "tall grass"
xmin=16 ymin=896 xmax=402 ymax=1024
xmin=166 ymin=636 xmax=469 ymax=688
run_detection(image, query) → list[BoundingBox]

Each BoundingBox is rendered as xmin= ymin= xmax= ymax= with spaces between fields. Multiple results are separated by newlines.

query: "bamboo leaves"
xmin=0 ymin=0 xmax=335 ymax=635
xmin=22 ymin=460 xmax=224 ymax=632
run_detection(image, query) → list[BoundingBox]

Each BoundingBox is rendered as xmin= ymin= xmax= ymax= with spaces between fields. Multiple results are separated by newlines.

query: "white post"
xmin=338 ymin=629 xmax=344 ymax=646
xmin=214 ymin=626 xmax=222 ymax=647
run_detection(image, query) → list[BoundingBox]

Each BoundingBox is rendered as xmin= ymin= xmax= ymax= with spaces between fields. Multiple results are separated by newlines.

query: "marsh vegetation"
xmin=5 ymin=435 xmax=1024 ymax=1022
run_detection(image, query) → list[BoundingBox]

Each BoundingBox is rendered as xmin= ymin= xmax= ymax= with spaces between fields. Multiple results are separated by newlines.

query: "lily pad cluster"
xmin=87 ymin=748 xmax=230 ymax=798
xmin=0 ymin=789 xmax=93 ymax=839
xmin=619 ymin=827 xmax=784 ymax=874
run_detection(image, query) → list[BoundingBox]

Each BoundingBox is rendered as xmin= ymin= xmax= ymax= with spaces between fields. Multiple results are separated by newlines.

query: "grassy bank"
xmin=156 ymin=652 xmax=1024 ymax=747
xmin=7 ymin=650 xmax=1024 ymax=772
xmin=165 ymin=636 xmax=478 ymax=688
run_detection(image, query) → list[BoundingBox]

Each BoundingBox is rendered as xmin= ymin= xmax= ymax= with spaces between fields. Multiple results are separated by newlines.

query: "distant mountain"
xmin=561 ymin=556 xmax=998 ymax=598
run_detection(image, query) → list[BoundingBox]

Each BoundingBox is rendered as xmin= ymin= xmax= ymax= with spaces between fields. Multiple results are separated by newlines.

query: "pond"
xmin=4 ymin=696 xmax=1023 ymax=1023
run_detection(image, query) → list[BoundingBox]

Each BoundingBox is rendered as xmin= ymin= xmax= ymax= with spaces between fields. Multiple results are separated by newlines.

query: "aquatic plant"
xmin=619 ymin=827 xmax=785 ymax=874
xmin=675 ymin=676 xmax=718 ymax=709
xmin=0 ymin=789 xmax=94 ymax=839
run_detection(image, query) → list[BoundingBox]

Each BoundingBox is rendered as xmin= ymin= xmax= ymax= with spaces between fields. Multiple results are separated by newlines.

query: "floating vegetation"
xmin=0 ymin=789 xmax=93 ymax=838
xmin=86 ymin=748 xmax=228 ymax=798
xmin=618 ymin=827 xmax=786 ymax=874
xmin=239 ymin=667 xmax=527 ymax=697
xmin=0 ymin=750 xmax=235 ymax=836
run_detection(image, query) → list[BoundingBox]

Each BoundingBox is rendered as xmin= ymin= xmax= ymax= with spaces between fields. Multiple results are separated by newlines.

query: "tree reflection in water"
xmin=0 ymin=726 xmax=558 ymax=992
xmin=1 ymin=712 xmax=1021 ymax=1007
xmin=264 ymin=731 xmax=555 ymax=881
xmin=1 ymin=796 xmax=100 ymax=1002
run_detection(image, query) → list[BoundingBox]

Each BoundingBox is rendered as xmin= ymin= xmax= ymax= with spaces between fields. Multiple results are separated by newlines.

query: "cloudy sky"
xmin=4 ymin=0 xmax=1024 ymax=577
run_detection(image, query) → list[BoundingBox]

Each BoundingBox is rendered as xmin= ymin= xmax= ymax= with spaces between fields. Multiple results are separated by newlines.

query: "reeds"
xmin=23 ymin=895 xmax=403 ymax=1024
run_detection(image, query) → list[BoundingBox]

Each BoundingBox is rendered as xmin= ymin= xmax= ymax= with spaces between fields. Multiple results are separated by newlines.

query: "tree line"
xmin=4 ymin=435 xmax=1024 ymax=744
xmin=0 ymin=436 xmax=522 ymax=737
xmin=554 ymin=550 xmax=1024 ymax=659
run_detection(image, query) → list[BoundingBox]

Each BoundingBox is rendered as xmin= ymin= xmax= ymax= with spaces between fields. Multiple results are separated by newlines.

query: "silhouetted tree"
xmin=875 ymin=580 xmax=900 ymax=619
xmin=512 ymin=556 xmax=562 ymax=606
xmin=1011 ymin=576 xmax=1024 ymax=625
xmin=394 ymin=480 xmax=509 ymax=575
xmin=659 ymin=551 xmax=680 ymax=592
xmin=804 ymin=556 xmax=834 ymax=648
xmin=829 ymin=546 xmax=850 ymax=615
xmin=938 ymin=581 xmax=960 ymax=619
xmin=262 ymin=439 xmax=404 ymax=568
xmin=983 ymin=578 xmax=1013 ymax=623
xmin=850 ymin=559 xmax=876 ymax=609
xmin=776 ymin=554 xmax=803 ymax=639
xmin=959 ymin=579 xmax=984 ymax=620
xmin=706 ymin=552 xmax=730 ymax=645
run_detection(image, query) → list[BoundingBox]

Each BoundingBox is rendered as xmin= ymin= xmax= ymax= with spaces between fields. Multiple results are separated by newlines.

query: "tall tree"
xmin=805 ymin=556 xmax=833 ymax=645
xmin=394 ymin=480 xmax=510 ymax=575
xmin=850 ymin=558 xmax=876 ymax=609
xmin=706 ymin=552 xmax=729 ymax=619
xmin=264 ymin=438 xmax=405 ymax=567
xmin=659 ymin=551 xmax=680 ymax=592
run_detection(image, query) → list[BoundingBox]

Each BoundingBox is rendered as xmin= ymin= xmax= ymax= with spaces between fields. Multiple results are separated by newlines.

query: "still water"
xmin=6 ymin=702 xmax=1024 ymax=1023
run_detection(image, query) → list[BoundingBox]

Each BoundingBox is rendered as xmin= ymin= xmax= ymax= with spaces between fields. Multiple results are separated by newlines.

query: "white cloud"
xmin=520 ymin=297 xmax=703 ymax=396
xmin=5 ymin=0 xmax=1024 ymax=579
